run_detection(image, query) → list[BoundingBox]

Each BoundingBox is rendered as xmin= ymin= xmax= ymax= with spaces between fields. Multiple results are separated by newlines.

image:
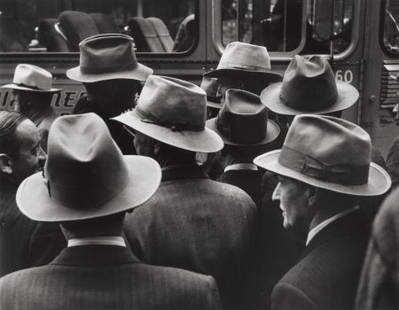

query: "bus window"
xmin=221 ymin=0 xmax=353 ymax=54
xmin=382 ymin=0 xmax=399 ymax=55
xmin=0 ymin=0 xmax=197 ymax=53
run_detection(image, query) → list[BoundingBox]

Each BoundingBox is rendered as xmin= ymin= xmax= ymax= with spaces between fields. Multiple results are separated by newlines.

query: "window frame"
xmin=212 ymin=0 xmax=360 ymax=61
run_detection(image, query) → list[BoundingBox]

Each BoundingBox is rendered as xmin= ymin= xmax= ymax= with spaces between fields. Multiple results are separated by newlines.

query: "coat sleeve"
xmin=272 ymin=282 xmax=316 ymax=310
xmin=355 ymin=239 xmax=398 ymax=310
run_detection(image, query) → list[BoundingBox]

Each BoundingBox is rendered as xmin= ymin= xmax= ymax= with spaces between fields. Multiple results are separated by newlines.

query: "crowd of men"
xmin=0 ymin=33 xmax=398 ymax=310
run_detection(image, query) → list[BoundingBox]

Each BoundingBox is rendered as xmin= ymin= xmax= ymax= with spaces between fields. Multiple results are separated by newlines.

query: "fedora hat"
xmin=16 ymin=113 xmax=161 ymax=222
xmin=261 ymin=55 xmax=359 ymax=115
xmin=1 ymin=64 xmax=60 ymax=93
xmin=254 ymin=115 xmax=391 ymax=196
xmin=200 ymin=76 xmax=222 ymax=109
xmin=207 ymin=88 xmax=280 ymax=146
xmin=113 ymin=75 xmax=224 ymax=153
xmin=66 ymin=33 xmax=153 ymax=83
xmin=204 ymin=41 xmax=282 ymax=82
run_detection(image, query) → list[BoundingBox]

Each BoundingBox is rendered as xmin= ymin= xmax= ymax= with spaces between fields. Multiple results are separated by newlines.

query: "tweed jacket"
xmin=0 ymin=196 xmax=65 ymax=277
xmin=356 ymin=187 xmax=399 ymax=310
xmin=124 ymin=164 xmax=257 ymax=310
xmin=271 ymin=208 xmax=370 ymax=310
xmin=0 ymin=245 xmax=222 ymax=310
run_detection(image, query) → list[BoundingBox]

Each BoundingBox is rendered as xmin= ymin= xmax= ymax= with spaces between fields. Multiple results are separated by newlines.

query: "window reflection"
xmin=0 ymin=0 xmax=197 ymax=53
xmin=222 ymin=0 xmax=353 ymax=54
xmin=383 ymin=0 xmax=399 ymax=54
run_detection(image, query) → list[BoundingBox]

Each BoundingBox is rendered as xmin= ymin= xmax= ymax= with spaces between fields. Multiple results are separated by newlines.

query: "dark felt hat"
xmin=67 ymin=33 xmax=153 ymax=83
xmin=207 ymin=88 xmax=280 ymax=146
xmin=261 ymin=55 xmax=359 ymax=115
xmin=17 ymin=113 xmax=161 ymax=222
xmin=254 ymin=115 xmax=391 ymax=196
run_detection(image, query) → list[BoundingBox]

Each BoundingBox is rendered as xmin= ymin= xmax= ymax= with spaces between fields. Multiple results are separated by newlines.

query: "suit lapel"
xmin=50 ymin=245 xmax=140 ymax=267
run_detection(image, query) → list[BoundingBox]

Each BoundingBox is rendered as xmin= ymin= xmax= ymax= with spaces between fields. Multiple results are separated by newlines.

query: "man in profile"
xmin=0 ymin=113 xmax=221 ymax=310
xmin=254 ymin=114 xmax=391 ymax=310
xmin=0 ymin=111 xmax=64 ymax=277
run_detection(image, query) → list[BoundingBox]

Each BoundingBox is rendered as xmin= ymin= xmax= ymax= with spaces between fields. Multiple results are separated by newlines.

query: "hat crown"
xmin=79 ymin=33 xmax=138 ymax=75
xmin=216 ymin=41 xmax=272 ymax=73
xmin=280 ymin=55 xmax=338 ymax=111
xmin=45 ymin=113 xmax=129 ymax=209
xmin=135 ymin=75 xmax=207 ymax=131
xmin=280 ymin=115 xmax=371 ymax=185
xmin=12 ymin=64 xmax=53 ymax=91
xmin=216 ymin=89 xmax=269 ymax=144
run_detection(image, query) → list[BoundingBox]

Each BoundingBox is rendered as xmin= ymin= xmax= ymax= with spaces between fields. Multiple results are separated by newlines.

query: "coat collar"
xmin=304 ymin=208 xmax=370 ymax=255
xmin=161 ymin=164 xmax=208 ymax=182
xmin=50 ymin=245 xmax=139 ymax=267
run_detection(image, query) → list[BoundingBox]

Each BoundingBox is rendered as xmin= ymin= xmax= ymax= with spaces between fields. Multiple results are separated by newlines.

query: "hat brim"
xmin=254 ymin=150 xmax=391 ymax=196
xmin=113 ymin=111 xmax=224 ymax=153
xmin=66 ymin=63 xmax=153 ymax=83
xmin=1 ymin=84 xmax=60 ymax=93
xmin=206 ymin=117 xmax=280 ymax=146
xmin=204 ymin=68 xmax=283 ymax=82
xmin=16 ymin=155 xmax=161 ymax=222
xmin=260 ymin=81 xmax=359 ymax=115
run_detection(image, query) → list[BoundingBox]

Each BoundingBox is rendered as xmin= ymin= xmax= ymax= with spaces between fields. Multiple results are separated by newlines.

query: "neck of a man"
xmin=158 ymin=156 xmax=196 ymax=168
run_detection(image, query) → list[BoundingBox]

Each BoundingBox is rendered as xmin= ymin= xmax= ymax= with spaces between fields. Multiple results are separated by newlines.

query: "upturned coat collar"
xmin=304 ymin=208 xmax=370 ymax=255
xmin=161 ymin=164 xmax=208 ymax=182
xmin=50 ymin=245 xmax=139 ymax=267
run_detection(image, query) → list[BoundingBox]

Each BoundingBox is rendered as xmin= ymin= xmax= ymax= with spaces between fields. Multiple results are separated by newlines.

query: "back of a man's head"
xmin=0 ymin=111 xmax=26 ymax=158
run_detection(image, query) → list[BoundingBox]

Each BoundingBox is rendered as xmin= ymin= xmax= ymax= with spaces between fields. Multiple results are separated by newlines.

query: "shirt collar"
xmin=306 ymin=205 xmax=360 ymax=246
xmin=224 ymin=163 xmax=258 ymax=173
xmin=68 ymin=236 xmax=126 ymax=248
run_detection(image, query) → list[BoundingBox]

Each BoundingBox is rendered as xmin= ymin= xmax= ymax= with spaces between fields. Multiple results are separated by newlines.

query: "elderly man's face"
xmin=272 ymin=175 xmax=311 ymax=234
xmin=12 ymin=119 xmax=46 ymax=184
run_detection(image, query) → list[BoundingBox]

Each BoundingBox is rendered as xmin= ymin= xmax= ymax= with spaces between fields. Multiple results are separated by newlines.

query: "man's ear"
xmin=153 ymin=141 xmax=161 ymax=157
xmin=307 ymin=185 xmax=318 ymax=209
xmin=0 ymin=154 xmax=13 ymax=175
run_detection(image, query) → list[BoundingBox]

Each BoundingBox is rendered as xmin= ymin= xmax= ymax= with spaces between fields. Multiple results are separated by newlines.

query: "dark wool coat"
xmin=272 ymin=209 xmax=371 ymax=310
xmin=124 ymin=164 xmax=257 ymax=310
xmin=0 ymin=245 xmax=221 ymax=310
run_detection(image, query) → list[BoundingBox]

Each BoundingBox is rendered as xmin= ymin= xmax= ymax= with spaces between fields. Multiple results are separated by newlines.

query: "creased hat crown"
xmin=79 ymin=33 xmax=138 ymax=75
xmin=135 ymin=75 xmax=207 ymax=131
xmin=280 ymin=55 xmax=338 ymax=111
xmin=215 ymin=89 xmax=277 ymax=145
xmin=280 ymin=115 xmax=371 ymax=185
xmin=45 ymin=113 xmax=129 ymax=209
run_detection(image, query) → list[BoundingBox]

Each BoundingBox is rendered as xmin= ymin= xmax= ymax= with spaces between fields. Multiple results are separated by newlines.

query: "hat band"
xmin=279 ymin=92 xmax=337 ymax=112
xmin=279 ymin=146 xmax=369 ymax=185
xmin=135 ymin=107 xmax=203 ymax=132
xmin=15 ymin=82 xmax=44 ymax=90
xmin=80 ymin=61 xmax=136 ymax=75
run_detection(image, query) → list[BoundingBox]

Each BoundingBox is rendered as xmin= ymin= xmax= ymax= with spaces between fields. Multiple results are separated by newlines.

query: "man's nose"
xmin=272 ymin=182 xmax=281 ymax=201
